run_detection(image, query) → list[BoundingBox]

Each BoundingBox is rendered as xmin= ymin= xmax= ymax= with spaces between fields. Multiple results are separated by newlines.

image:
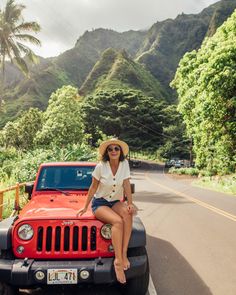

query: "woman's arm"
xmin=77 ymin=177 xmax=100 ymax=215
xmin=123 ymin=178 xmax=132 ymax=205
xmin=123 ymin=178 xmax=136 ymax=214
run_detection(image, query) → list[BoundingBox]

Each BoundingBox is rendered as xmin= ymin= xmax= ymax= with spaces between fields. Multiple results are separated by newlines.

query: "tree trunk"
xmin=0 ymin=55 xmax=5 ymax=110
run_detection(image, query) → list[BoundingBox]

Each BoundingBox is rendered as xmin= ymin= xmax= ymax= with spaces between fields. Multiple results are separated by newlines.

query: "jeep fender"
xmin=129 ymin=216 xmax=146 ymax=248
xmin=0 ymin=217 xmax=17 ymax=250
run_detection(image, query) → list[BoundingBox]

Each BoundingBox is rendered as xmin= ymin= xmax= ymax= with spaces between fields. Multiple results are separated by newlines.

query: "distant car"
xmin=165 ymin=159 xmax=175 ymax=168
xmin=129 ymin=159 xmax=141 ymax=168
xmin=174 ymin=160 xmax=184 ymax=168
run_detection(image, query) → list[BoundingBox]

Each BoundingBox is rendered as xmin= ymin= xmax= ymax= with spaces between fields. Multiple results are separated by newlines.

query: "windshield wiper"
xmin=39 ymin=187 xmax=70 ymax=196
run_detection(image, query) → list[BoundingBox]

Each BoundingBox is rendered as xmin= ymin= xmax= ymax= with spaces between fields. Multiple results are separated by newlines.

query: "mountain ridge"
xmin=1 ymin=0 xmax=236 ymax=127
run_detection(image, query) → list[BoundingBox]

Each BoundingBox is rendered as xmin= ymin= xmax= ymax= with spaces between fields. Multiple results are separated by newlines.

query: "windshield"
xmin=36 ymin=166 xmax=95 ymax=191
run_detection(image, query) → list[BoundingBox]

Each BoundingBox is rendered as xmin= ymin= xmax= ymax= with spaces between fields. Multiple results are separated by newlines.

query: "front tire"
xmin=122 ymin=247 xmax=149 ymax=295
xmin=0 ymin=283 xmax=17 ymax=295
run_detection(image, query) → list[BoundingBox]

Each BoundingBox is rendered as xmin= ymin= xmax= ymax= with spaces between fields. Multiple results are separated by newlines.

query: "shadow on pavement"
xmin=147 ymin=234 xmax=213 ymax=295
xmin=135 ymin=191 xmax=192 ymax=205
xmin=131 ymin=160 xmax=163 ymax=172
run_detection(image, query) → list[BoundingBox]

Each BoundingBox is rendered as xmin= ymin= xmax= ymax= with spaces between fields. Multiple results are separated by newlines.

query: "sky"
xmin=1 ymin=0 xmax=219 ymax=58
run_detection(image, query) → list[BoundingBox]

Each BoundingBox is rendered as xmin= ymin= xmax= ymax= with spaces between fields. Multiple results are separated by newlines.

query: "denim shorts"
xmin=91 ymin=197 xmax=120 ymax=214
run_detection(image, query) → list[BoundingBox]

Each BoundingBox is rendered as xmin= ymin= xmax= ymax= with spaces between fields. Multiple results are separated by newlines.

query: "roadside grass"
xmin=168 ymin=168 xmax=236 ymax=196
xmin=193 ymin=174 xmax=236 ymax=196
xmin=168 ymin=167 xmax=199 ymax=176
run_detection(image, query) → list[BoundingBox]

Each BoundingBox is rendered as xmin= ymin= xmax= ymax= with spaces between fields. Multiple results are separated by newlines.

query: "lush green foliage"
xmin=0 ymin=108 xmax=43 ymax=149
xmin=158 ymin=105 xmax=190 ymax=159
xmin=35 ymin=85 xmax=84 ymax=146
xmin=81 ymin=88 xmax=167 ymax=150
xmin=0 ymin=144 xmax=96 ymax=184
xmin=172 ymin=10 xmax=236 ymax=174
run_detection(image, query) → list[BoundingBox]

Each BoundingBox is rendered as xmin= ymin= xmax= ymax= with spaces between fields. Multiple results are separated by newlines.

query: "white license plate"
xmin=47 ymin=269 xmax=77 ymax=285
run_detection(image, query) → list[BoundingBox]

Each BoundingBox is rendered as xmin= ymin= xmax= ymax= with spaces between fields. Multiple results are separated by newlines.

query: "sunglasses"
xmin=107 ymin=146 xmax=121 ymax=152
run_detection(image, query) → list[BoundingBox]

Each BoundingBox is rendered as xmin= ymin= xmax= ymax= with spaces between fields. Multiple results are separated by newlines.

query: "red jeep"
xmin=0 ymin=162 xmax=149 ymax=294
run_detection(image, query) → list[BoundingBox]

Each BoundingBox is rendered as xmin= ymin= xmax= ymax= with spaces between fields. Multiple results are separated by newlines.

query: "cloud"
xmin=1 ymin=0 xmax=219 ymax=57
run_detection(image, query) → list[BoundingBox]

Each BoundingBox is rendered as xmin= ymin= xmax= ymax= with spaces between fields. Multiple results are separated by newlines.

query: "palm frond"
xmin=5 ymin=0 xmax=25 ymax=24
xmin=1 ymin=35 xmax=14 ymax=62
xmin=14 ymin=21 xmax=41 ymax=33
xmin=27 ymin=49 xmax=39 ymax=64
xmin=14 ymin=34 xmax=41 ymax=46
xmin=0 ymin=0 xmax=40 ymax=84
xmin=8 ymin=38 xmax=28 ymax=75
xmin=17 ymin=42 xmax=39 ymax=64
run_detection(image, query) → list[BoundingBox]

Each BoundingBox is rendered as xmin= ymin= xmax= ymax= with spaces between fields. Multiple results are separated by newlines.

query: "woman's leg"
xmin=112 ymin=201 xmax=133 ymax=270
xmin=94 ymin=206 xmax=126 ymax=284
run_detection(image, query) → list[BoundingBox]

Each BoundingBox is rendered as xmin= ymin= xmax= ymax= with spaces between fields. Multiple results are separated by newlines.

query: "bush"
xmin=169 ymin=167 xmax=200 ymax=176
xmin=0 ymin=144 xmax=96 ymax=183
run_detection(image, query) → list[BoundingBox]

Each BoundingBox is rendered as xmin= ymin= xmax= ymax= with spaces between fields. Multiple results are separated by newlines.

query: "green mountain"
xmin=136 ymin=0 xmax=236 ymax=92
xmin=79 ymin=48 xmax=167 ymax=100
xmin=0 ymin=29 xmax=146 ymax=128
xmin=53 ymin=29 xmax=147 ymax=87
xmin=0 ymin=62 xmax=71 ymax=126
xmin=1 ymin=0 xmax=236 ymax=128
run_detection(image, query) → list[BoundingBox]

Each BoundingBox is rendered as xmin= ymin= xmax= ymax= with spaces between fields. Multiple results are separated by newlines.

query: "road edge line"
xmin=145 ymin=173 xmax=236 ymax=222
xmin=148 ymin=274 xmax=157 ymax=295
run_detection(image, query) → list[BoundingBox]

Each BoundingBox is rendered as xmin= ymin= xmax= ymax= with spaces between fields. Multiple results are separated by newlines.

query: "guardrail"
xmin=0 ymin=182 xmax=26 ymax=220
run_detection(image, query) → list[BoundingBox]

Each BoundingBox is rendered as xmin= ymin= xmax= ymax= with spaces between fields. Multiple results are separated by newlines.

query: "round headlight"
xmin=100 ymin=224 xmax=112 ymax=240
xmin=18 ymin=224 xmax=34 ymax=240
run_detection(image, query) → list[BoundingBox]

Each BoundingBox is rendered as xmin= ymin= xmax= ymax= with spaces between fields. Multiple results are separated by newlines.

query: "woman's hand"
xmin=127 ymin=203 xmax=137 ymax=215
xmin=77 ymin=207 xmax=87 ymax=216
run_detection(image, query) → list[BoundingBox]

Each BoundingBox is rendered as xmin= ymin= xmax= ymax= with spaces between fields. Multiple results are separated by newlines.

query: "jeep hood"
xmin=18 ymin=194 xmax=95 ymax=220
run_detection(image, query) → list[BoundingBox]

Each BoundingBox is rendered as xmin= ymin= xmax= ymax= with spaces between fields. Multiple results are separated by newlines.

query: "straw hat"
xmin=99 ymin=138 xmax=129 ymax=156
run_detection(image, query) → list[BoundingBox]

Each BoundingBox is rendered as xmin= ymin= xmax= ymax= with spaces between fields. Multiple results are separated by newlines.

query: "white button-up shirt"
xmin=92 ymin=159 xmax=131 ymax=201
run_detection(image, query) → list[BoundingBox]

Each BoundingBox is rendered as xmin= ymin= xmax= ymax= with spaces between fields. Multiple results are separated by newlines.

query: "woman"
xmin=77 ymin=138 xmax=136 ymax=284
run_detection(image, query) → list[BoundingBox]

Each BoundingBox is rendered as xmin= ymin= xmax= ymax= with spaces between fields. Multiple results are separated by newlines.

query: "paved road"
xmin=134 ymin=161 xmax=236 ymax=295
xmin=20 ymin=161 xmax=236 ymax=295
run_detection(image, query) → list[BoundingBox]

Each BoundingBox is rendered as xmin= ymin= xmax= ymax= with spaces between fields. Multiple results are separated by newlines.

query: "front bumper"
xmin=0 ymin=255 xmax=147 ymax=287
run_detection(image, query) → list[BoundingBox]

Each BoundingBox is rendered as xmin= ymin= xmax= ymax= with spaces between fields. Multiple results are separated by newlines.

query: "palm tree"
xmin=0 ymin=0 xmax=41 ymax=107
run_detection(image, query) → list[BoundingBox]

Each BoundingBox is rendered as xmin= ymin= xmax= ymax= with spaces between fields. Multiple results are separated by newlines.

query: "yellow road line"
xmin=145 ymin=173 xmax=236 ymax=222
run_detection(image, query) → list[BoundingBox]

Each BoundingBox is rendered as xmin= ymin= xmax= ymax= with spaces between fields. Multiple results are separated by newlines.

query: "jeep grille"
xmin=37 ymin=225 xmax=97 ymax=252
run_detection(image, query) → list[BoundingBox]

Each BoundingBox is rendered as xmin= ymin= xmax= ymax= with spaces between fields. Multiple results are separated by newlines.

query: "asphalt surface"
xmin=134 ymin=161 xmax=236 ymax=295
xmin=20 ymin=161 xmax=236 ymax=295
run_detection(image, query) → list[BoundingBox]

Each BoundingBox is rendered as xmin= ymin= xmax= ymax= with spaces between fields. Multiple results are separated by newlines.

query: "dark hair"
xmin=102 ymin=145 xmax=125 ymax=162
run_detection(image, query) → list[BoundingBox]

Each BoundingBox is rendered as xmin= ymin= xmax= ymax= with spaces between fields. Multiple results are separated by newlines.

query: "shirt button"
xmin=113 ymin=178 xmax=115 ymax=181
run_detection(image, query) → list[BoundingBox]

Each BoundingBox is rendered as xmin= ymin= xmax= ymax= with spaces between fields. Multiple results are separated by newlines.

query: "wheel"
xmin=0 ymin=282 xmax=17 ymax=295
xmin=122 ymin=247 xmax=149 ymax=295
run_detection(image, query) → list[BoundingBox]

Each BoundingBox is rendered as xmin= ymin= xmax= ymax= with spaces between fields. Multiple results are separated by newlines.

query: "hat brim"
xmin=99 ymin=139 xmax=129 ymax=156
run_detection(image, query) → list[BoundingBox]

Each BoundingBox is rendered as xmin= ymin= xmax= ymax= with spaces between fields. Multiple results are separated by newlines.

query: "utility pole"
xmin=189 ymin=137 xmax=193 ymax=166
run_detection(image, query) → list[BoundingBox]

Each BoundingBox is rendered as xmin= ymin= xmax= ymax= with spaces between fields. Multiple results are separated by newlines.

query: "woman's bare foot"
xmin=123 ymin=255 xmax=130 ymax=270
xmin=114 ymin=259 xmax=126 ymax=284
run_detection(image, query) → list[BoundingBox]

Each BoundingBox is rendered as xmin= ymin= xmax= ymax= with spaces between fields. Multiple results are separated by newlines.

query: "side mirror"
xmin=131 ymin=183 xmax=135 ymax=194
xmin=25 ymin=183 xmax=34 ymax=199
